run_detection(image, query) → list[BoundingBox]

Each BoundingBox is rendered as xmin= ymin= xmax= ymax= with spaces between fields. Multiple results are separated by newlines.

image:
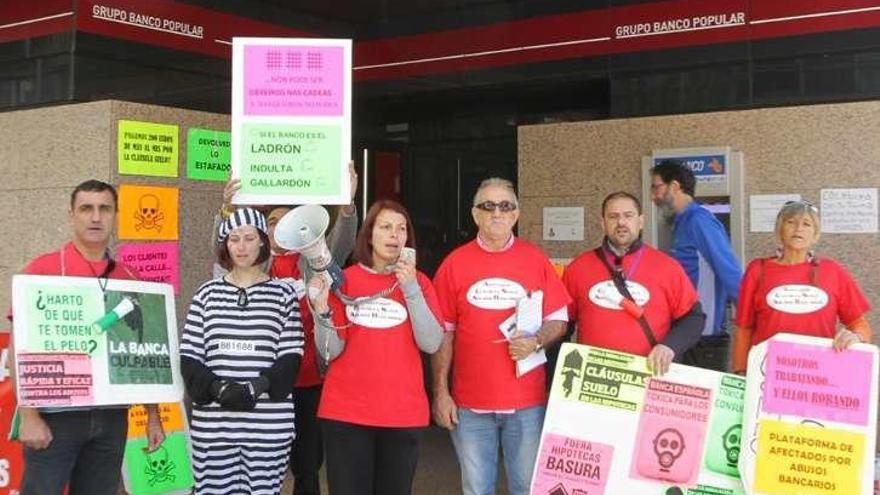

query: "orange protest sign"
xmin=118 ymin=185 xmax=179 ymax=240
xmin=127 ymin=402 xmax=185 ymax=438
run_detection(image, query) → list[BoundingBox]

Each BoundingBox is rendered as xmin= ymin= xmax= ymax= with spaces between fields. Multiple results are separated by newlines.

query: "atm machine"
xmin=641 ymin=146 xmax=745 ymax=264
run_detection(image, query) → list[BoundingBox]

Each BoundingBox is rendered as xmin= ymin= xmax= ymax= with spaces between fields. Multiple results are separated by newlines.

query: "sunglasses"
xmin=783 ymin=200 xmax=819 ymax=213
xmin=474 ymin=200 xmax=517 ymax=212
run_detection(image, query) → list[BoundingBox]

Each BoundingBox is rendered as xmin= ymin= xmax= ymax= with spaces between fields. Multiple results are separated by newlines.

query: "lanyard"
xmin=64 ymin=244 xmax=115 ymax=292
xmin=601 ymin=240 xmax=645 ymax=280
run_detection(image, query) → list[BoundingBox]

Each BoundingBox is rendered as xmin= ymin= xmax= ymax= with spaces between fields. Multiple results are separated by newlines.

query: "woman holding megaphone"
xmin=307 ymin=200 xmax=444 ymax=495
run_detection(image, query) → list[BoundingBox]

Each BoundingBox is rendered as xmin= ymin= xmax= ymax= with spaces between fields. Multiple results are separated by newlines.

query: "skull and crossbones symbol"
xmin=144 ymin=446 xmax=176 ymax=485
xmin=134 ymin=194 xmax=164 ymax=232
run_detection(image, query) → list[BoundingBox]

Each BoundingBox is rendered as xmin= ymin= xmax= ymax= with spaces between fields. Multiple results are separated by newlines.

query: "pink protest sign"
xmin=244 ymin=44 xmax=344 ymax=116
xmin=763 ymin=340 xmax=872 ymax=426
xmin=630 ymin=379 xmax=711 ymax=487
xmin=117 ymin=242 xmax=179 ymax=294
xmin=17 ymin=352 xmax=94 ymax=407
xmin=532 ymin=433 xmax=613 ymax=495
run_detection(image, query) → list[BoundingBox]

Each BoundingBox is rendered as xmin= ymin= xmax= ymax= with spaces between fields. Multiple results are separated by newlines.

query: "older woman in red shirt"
xmin=732 ymin=200 xmax=871 ymax=373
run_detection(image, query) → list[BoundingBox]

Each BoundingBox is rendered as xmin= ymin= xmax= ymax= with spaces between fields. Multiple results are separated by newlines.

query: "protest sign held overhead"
xmin=231 ymin=37 xmax=351 ymax=205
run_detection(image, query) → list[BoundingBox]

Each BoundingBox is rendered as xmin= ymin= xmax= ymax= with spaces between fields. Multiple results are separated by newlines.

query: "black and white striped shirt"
xmin=181 ymin=277 xmax=304 ymax=446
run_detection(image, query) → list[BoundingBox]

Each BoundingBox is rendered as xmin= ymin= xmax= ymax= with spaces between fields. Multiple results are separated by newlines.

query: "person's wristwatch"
xmin=534 ymin=336 xmax=544 ymax=353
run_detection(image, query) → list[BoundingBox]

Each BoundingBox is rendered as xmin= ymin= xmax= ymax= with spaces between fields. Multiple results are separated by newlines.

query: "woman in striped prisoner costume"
xmin=180 ymin=207 xmax=304 ymax=495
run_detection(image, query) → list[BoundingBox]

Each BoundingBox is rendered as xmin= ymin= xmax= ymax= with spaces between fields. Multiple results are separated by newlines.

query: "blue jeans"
xmin=450 ymin=406 xmax=545 ymax=495
xmin=20 ymin=408 xmax=128 ymax=495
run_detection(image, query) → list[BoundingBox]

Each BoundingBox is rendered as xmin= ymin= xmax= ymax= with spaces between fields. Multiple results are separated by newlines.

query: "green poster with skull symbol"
xmin=124 ymin=432 xmax=193 ymax=495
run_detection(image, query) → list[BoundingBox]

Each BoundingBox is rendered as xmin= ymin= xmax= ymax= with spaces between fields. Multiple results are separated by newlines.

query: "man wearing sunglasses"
xmin=650 ymin=160 xmax=742 ymax=372
xmin=432 ymin=178 xmax=571 ymax=495
xmin=562 ymin=192 xmax=706 ymax=376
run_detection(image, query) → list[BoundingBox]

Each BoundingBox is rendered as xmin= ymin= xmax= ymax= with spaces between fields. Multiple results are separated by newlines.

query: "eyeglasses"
xmin=783 ymin=200 xmax=819 ymax=213
xmin=474 ymin=200 xmax=517 ymax=212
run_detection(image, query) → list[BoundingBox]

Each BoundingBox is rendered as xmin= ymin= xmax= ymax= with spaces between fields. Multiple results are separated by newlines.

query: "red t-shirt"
xmin=7 ymin=242 xmax=140 ymax=321
xmin=432 ymin=238 xmax=571 ymax=410
xmin=318 ymin=264 xmax=443 ymax=427
xmin=563 ymin=245 xmax=697 ymax=356
xmin=269 ymin=253 xmax=322 ymax=388
xmin=735 ymin=257 xmax=870 ymax=346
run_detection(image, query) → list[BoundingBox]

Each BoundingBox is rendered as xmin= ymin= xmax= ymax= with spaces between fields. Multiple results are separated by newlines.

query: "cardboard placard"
xmin=117 ymin=242 xmax=180 ymax=294
xmin=118 ymin=185 xmax=179 ymax=241
xmin=739 ymin=334 xmax=878 ymax=495
xmin=231 ymin=37 xmax=352 ymax=205
xmin=122 ymin=402 xmax=194 ymax=495
xmin=0 ymin=333 xmax=23 ymax=493
xmin=118 ymin=120 xmax=179 ymax=177
xmin=11 ymin=275 xmax=183 ymax=407
xmin=186 ymin=128 xmax=231 ymax=182
xmin=533 ymin=343 xmax=745 ymax=494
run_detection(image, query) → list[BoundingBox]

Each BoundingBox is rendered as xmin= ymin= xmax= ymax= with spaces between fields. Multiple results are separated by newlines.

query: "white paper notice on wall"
xmin=820 ymin=188 xmax=879 ymax=234
xmin=543 ymin=207 xmax=584 ymax=241
xmin=749 ymin=194 xmax=800 ymax=232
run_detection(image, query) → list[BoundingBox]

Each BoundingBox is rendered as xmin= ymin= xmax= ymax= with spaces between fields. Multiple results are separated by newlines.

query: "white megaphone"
xmin=274 ymin=205 xmax=344 ymax=292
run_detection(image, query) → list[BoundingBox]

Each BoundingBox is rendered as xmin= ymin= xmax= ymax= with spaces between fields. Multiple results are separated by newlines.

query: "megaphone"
xmin=274 ymin=205 xmax=344 ymax=291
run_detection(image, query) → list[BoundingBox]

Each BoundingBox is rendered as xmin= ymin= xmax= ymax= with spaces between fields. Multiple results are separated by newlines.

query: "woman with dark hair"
xmin=731 ymin=200 xmax=871 ymax=374
xmin=180 ymin=207 xmax=304 ymax=495
xmin=307 ymin=200 xmax=444 ymax=495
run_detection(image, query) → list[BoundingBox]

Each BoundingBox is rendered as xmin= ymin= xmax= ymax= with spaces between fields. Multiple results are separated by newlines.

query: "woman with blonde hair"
xmin=731 ymin=200 xmax=871 ymax=373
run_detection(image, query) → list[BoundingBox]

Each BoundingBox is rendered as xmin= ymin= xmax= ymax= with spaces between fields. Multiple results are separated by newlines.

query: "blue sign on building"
xmin=653 ymin=154 xmax=726 ymax=183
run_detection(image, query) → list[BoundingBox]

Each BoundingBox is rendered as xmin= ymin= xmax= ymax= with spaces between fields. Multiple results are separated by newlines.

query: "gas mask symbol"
xmin=653 ymin=428 xmax=685 ymax=472
xmin=722 ymin=424 xmax=742 ymax=467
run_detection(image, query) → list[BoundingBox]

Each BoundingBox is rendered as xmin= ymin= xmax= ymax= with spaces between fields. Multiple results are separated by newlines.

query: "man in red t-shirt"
xmin=563 ymin=192 xmax=706 ymax=375
xmin=432 ymin=178 xmax=571 ymax=495
xmin=7 ymin=180 xmax=164 ymax=495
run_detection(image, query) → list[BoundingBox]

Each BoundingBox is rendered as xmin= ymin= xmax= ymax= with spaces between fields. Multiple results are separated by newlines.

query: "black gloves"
xmin=210 ymin=377 xmax=272 ymax=411
xmin=181 ymin=357 xmax=221 ymax=405
xmin=211 ymin=380 xmax=254 ymax=411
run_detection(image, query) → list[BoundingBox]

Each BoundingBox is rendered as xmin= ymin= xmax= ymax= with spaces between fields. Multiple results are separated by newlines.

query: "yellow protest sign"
xmin=118 ymin=120 xmax=179 ymax=177
xmin=118 ymin=185 xmax=178 ymax=240
xmin=754 ymin=419 xmax=864 ymax=495
xmin=127 ymin=403 xmax=185 ymax=438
